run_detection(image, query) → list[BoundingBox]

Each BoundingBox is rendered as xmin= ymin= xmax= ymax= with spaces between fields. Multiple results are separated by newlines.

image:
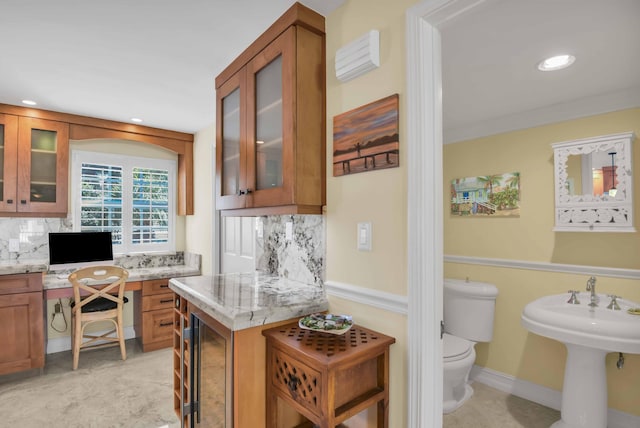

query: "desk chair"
xmin=69 ymin=266 xmax=129 ymax=370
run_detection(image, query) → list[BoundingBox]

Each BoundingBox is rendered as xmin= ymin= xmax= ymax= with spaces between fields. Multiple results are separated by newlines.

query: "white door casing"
xmin=406 ymin=0 xmax=487 ymax=426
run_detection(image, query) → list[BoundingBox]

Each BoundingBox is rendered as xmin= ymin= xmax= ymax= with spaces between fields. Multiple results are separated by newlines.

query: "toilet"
xmin=443 ymin=278 xmax=498 ymax=414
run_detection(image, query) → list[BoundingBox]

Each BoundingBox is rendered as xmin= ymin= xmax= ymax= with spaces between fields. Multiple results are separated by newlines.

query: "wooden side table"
xmin=263 ymin=322 xmax=396 ymax=428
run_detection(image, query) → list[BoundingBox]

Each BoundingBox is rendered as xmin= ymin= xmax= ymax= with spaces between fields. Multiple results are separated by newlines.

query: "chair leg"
xmin=117 ymin=313 xmax=126 ymax=361
xmin=72 ymin=312 xmax=82 ymax=370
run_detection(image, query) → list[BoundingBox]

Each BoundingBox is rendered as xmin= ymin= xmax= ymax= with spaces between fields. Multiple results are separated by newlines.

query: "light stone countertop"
xmin=44 ymin=264 xmax=201 ymax=289
xmin=0 ymin=260 xmax=49 ymax=275
xmin=169 ymin=272 xmax=328 ymax=331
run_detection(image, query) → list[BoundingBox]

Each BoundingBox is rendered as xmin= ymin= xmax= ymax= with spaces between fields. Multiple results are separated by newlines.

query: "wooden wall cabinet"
xmin=135 ymin=278 xmax=175 ymax=352
xmin=0 ymin=273 xmax=45 ymax=375
xmin=0 ymin=114 xmax=69 ymax=216
xmin=215 ymin=3 xmax=326 ymax=216
xmin=0 ymin=103 xmax=195 ymax=216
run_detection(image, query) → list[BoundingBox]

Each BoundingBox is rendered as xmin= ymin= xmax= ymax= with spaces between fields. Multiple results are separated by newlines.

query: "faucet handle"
xmin=567 ymin=290 xmax=580 ymax=304
xmin=606 ymin=294 xmax=621 ymax=310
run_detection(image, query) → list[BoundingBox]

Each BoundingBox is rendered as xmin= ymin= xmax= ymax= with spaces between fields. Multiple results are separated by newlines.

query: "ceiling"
xmin=0 ymin=0 xmax=344 ymax=134
xmin=1 ymin=0 xmax=639 ymax=140
xmin=441 ymin=0 xmax=640 ymax=143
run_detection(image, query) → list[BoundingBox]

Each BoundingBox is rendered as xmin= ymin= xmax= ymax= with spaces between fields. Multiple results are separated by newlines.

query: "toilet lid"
xmin=443 ymin=333 xmax=472 ymax=362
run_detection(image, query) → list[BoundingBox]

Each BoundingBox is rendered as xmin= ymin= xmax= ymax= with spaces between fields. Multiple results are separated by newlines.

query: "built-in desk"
xmin=42 ymin=264 xmax=200 ymax=299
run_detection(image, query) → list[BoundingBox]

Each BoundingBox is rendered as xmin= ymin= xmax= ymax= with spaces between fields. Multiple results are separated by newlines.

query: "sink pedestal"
xmin=552 ymin=344 xmax=608 ymax=428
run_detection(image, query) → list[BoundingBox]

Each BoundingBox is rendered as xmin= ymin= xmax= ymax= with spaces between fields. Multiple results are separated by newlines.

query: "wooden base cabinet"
xmin=135 ymin=278 xmax=175 ymax=352
xmin=172 ymin=296 xmax=297 ymax=428
xmin=0 ymin=273 xmax=45 ymax=375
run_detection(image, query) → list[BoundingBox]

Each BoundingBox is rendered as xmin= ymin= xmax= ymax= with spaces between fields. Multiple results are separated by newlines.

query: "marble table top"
xmin=169 ymin=272 xmax=328 ymax=331
xmin=44 ymin=264 xmax=201 ymax=289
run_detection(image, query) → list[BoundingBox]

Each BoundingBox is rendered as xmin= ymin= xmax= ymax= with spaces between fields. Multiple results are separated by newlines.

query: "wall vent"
xmin=335 ymin=30 xmax=380 ymax=82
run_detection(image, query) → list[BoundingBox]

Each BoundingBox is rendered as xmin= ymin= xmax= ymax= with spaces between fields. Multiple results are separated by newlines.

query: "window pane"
xmin=132 ymin=167 xmax=169 ymax=244
xmin=79 ymin=163 xmax=123 ymax=245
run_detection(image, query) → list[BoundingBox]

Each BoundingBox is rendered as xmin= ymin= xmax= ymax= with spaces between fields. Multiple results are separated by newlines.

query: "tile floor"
xmin=443 ymin=382 xmax=560 ymax=428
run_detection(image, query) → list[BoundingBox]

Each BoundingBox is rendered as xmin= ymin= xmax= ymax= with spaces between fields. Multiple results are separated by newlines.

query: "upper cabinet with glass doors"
xmin=0 ymin=114 xmax=69 ymax=216
xmin=215 ymin=3 xmax=326 ymax=215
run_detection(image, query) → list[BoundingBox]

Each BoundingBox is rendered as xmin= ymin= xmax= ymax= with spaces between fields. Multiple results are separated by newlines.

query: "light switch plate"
xmin=256 ymin=218 xmax=264 ymax=239
xmin=357 ymin=222 xmax=372 ymax=251
xmin=285 ymin=222 xmax=293 ymax=241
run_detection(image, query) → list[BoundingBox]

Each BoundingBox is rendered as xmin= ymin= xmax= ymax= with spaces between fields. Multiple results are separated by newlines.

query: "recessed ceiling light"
xmin=537 ymin=54 xmax=576 ymax=71
xmin=131 ymin=118 xmax=143 ymax=123
xmin=22 ymin=99 xmax=37 ymax=106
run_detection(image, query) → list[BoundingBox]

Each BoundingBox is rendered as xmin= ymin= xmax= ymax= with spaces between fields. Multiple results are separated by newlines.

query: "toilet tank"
xmin=444 ymin=278 xmax=498 ymax=342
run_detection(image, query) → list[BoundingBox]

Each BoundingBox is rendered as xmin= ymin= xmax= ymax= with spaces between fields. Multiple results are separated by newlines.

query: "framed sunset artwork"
xmin=332 ymin=94 xmax=399 ymax=177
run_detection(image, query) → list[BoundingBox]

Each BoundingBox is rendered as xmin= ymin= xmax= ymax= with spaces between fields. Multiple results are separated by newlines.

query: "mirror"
xmin=553 ymin=132 xmax=635 ymax=232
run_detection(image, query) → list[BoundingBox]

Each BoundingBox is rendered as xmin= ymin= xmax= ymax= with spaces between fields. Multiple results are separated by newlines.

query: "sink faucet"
xmin=586 ymin=276 xmax=598 ymax=307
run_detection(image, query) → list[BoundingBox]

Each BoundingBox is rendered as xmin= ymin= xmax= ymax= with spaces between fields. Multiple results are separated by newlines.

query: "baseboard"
xmin=471 ymin=365 xmax=640 ymax=428
xmin=46 ymin=326 xmax=137 ymax=354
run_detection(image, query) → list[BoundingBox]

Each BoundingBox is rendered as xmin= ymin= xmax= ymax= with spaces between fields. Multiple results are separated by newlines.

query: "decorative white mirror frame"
xmin=552 ymin=131 xmax=635 ymax=232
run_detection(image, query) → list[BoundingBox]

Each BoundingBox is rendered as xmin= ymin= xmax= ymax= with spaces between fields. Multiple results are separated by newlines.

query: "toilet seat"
xmin=443 ymin=333 xmax=472 ymax=362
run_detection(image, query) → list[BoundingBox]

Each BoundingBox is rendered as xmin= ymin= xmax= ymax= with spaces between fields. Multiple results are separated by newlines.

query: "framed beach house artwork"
xmin=450 ymin=172 xmax=521 ymax=217
xmin=332 ymin=94 xmax=399 ymax=177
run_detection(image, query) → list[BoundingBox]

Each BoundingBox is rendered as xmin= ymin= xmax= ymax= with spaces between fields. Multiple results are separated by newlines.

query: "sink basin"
xmin=521 ymin=291 xmax=640 ymax=428
xmin=522 ymin=292 xmax=640 ymax=353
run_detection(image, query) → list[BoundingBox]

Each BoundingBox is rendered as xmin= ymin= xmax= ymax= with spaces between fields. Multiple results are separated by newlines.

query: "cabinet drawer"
xmin=142 ymin=292 xmax=175 ymax=312
xmin=142 ymin=278 xmax=171 ymax=296
xmin=0 ymin=273 xmax=43 ymax=295
xmin=270 ymin=348 xmax=323 ymax=418
xmin=142 ymin=308 xmax=174 ymax=343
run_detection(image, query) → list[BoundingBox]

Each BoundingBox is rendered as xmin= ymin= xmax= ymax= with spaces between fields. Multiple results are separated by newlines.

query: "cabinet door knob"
xmin=245 ymin=188 xmax=252 ymax=194
xmin=237 ymin=189 xmax=246 ymax=196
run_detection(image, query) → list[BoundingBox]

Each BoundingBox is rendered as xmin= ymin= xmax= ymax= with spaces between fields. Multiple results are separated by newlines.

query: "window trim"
xmin=71 ymin=150 xmax=177 ymax=255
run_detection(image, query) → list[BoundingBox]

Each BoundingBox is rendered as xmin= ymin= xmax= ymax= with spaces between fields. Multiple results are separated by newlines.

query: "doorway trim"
xmin=406 ymin=1 xmax=487 ymax=426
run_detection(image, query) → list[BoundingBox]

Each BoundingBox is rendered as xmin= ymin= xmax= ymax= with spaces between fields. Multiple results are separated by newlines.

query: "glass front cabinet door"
xmin=216 ymin=28 xmax=293 ymax=211
xmin=215 ymin=20 xmax=325 ymax=214
xmin=16 ymin=117 xmax=69 ymax=215
xmin=0 ymin=114 xmax=18 ymax=212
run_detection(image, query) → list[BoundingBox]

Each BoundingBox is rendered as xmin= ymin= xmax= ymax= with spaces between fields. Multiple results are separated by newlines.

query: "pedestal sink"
xmin=521 ymin=291 xmax=640 ymax=428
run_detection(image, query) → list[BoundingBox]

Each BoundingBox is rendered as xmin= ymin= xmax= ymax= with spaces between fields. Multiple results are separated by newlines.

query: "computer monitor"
xmin=48 ymin=231 xmax=115 ymax=271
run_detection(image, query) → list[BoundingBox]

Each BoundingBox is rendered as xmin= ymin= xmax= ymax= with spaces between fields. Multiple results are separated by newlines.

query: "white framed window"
xmin=72 ymin=150 xmax=176 ymax=255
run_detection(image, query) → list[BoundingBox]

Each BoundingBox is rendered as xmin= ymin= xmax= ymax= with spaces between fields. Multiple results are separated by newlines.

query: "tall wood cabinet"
xmin=0 ymin=114 xmax=69 ymax=216
xmin=215 ymin=2 xmax=326 ymax=215
xmin=0 ymin=273 xmax=45 ymax=375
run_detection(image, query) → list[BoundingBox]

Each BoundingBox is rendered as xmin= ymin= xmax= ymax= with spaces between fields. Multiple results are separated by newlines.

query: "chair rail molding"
xmin=444 ymin=254 xmax=640 ymax=280
xmin=324 ymin=280 xmax=408 ymax=314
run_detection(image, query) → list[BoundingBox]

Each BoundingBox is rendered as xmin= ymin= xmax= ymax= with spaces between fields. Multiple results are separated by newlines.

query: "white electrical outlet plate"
xmin=357 ymin=222 xmax=372 ymax=251
xmin=285 ymin=222 xmax=293 ymax=241
xmin=9 ymin=238 xmax=19 ymax=252
xmin=256 ymin=219 xmax=264 ymax=238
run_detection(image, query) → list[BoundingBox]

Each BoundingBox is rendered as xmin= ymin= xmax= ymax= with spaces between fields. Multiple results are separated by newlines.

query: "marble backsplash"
xmin=0 ymin=217 xmax=200 ymax=272
xmin=0 ymin=218 xmax=70 ymax=262
xmin=255 ymin=214 xmax=325 ymax=286
xmin=0 ymin=215 xmax=323 ymax=283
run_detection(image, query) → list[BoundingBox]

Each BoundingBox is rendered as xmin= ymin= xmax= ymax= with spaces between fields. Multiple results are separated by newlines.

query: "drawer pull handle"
xmin=159 ymin=321 xmax=173 ymax=327
xmin=160 ymin=299 xmax=173 ymax=304
xmin=160 ymin=284 xmax=169 ymax=288
xmin=286 ymin=373 xmax=299 ymax=395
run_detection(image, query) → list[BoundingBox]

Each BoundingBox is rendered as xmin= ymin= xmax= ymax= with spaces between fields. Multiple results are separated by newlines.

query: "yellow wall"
xmin=185 ymin=125 xmax=215 ymax=275
xmin=325 ymin=0 xmax=417 ymax=426
xmin=444 ymin=108 xmax=640 ymax=416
